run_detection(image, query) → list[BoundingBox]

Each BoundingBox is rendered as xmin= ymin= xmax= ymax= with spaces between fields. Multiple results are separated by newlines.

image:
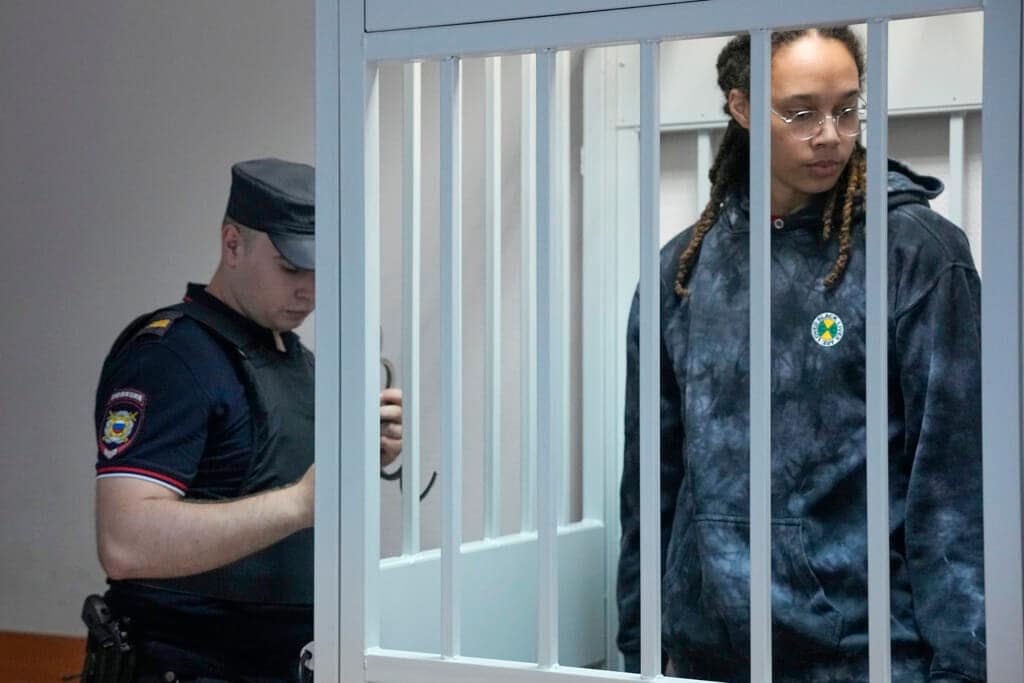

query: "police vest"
xmin=101 ymin=296 xmax=314 ymax=605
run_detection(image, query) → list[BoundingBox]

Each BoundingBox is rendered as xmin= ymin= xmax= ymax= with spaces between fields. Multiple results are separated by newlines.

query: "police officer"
xmin=92 ymin=158 xmax=403 ymax=681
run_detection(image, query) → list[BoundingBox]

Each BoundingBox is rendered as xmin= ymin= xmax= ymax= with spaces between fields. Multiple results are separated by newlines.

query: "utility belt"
xmin=76 ymin=594 xmax=315 ymax=682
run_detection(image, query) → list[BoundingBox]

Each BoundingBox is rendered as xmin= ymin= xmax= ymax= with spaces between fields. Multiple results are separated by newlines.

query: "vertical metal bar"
xmin=324 ymin=2 xmax=381 ymax=680
xmin=484 ymin=56 xmax=503 ymax=541
xmin=536 ymin=47 xmax=560 ymax=669
xmin=748 ymin=28 xmax=772 ymax=683
xmin=866 ymin=19 xmax=892 ymax=683
xmin=325 ymin=1 xmax=381 ymax=678
xmin=948 ymin=112 xmax=966 ymax=229
xmin=556 ymin=50 xmax=573 ymax=526
xmin=521 ymin=53 xmax=539 ymax=534
xmin=439 ymin=55 xmax=463 ymax=659
xmin=580 ymin=49 xmax=608 ymax=525
xmin=582 ymin=47 xmax=619 ymax=666
xmin=638 ymin=39 xmax=662 ymax=681
xmin=983 ymin=0 xmax=1024 ymax=680
xmin=314 ymin=0 xmax=342 ymax=678
xmin=401 ymin=61 xmax=423 ymax=556
xmin=696 ymin=129 xmax=712 ymax=211
xmin=360 ymin=59 xmax=382 ymax=659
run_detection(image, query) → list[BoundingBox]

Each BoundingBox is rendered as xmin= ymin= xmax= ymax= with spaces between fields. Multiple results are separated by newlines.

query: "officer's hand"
xmin=295 ymin=464 xmax=315 ymax=529
xmin=380 ymin=388 xmax=403 ymax=468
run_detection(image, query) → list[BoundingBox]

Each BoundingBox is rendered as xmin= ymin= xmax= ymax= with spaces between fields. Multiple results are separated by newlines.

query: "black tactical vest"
xmin=102 ymin=293 xmax=314 ymax=605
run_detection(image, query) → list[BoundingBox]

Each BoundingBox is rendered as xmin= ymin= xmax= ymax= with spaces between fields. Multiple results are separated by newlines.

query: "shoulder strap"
xmin=178 ymin=299 xmax=262 ymax=355
xmin=105 ymin=306 xmax=186 ymax=361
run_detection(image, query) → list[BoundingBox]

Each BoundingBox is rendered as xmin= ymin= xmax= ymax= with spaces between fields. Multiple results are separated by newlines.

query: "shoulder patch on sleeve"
xmin=99 ymin=388 xmax=147 ymax=458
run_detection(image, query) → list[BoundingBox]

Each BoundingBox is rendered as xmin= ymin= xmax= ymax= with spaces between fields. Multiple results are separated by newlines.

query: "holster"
xmin=79 ymin=594 xmax=136 ymax=683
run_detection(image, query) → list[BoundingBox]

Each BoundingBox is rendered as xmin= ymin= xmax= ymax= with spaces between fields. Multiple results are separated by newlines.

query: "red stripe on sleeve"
xmin=96 ymin=466 xmax=188 ymax=492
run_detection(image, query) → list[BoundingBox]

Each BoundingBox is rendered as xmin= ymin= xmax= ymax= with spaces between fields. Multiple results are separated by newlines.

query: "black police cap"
xmin=225 ymin=158 xmax=315 ymax=270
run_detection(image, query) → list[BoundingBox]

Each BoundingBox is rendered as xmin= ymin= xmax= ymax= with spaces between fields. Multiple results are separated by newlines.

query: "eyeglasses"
xmin=770 ymin=104 xmax=865 ymax=140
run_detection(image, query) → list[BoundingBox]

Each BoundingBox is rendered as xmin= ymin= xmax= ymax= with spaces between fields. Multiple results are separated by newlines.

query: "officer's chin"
xmin=280 ymin=310 xmax=312 ymax=329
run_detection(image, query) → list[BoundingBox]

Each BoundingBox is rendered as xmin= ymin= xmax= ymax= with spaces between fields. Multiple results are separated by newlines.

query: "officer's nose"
xmin=296 ymin=271 xmax=315 ymax=303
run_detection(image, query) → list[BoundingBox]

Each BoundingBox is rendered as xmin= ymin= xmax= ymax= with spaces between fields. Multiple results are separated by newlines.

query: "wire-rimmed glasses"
xmin=770 ymin=102 xmax=865 ymax=140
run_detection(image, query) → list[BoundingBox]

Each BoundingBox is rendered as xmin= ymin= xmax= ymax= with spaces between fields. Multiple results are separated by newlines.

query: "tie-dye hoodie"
xmin=617 ymin=159 xmax=985 ymax=682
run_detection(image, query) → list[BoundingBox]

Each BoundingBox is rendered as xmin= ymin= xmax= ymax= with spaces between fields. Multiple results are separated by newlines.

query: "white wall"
xmin=0 ymin=0 xmax=315 ymax=635
xmin=376 ymin=59 xmax=535 ymax=554
xmin=376 ymin=55 xmax=587 ymax=556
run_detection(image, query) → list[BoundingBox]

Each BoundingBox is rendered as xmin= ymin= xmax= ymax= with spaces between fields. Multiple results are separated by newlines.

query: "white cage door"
xmin=315 ymin=1 xmax=1024 ymax=682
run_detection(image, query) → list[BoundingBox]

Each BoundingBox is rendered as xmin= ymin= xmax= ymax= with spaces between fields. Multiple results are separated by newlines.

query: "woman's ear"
xmin=727 ymin=88 xmax=751 ymax=130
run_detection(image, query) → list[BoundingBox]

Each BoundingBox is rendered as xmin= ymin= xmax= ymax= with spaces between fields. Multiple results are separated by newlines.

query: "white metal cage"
xmin=314 ymin=1 xmax=1024 ymax=681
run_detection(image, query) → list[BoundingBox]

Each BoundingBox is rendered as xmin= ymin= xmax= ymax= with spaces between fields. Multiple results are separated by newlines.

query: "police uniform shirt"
xmin=93 ymin=284 xmax=312 ymax=670
xmin=94 ymin=287 xmax=254 ymax=498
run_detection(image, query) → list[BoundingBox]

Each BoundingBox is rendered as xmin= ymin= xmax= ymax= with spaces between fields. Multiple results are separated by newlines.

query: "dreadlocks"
xmin=674 ymin=28 xmax=867 ymax=297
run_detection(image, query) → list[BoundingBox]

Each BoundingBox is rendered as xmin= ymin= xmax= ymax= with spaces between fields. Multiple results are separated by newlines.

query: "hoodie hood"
xmin=886 ymin=157 xmax=943 ymax=209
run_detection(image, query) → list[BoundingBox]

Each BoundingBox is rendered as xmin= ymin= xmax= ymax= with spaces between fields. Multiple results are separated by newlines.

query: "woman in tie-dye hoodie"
xmin=617 ymin=27 xmax=985 ymax=682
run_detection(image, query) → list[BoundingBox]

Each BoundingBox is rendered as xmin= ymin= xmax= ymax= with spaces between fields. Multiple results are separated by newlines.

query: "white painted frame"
xmin=317 ymin=0 xmax=1023 ymax=681
xmin=366 ymin=0 xmax=708 ymax=32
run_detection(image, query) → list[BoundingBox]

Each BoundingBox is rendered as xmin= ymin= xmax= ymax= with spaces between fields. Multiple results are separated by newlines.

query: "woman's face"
xmin=732 ymin=32 xmax=862 ymax=215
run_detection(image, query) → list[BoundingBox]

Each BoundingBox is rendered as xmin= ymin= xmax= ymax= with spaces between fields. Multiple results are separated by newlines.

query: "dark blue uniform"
xmin=95 ymin=283 xmax=313 ymax=681
xmin=96 ymin=291 xmax=251 ymax=498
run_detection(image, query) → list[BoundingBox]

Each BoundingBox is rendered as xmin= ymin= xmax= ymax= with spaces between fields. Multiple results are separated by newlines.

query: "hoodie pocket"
xmin=694 ymin=515 xmax=845 ymax=657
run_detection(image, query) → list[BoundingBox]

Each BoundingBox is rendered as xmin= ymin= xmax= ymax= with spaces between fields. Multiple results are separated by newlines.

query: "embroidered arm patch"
xmin=99 ymin=388 xmax=147 ymax=458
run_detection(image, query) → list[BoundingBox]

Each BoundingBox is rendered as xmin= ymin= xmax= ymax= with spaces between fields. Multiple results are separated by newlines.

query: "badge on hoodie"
xmin=811 ymin=312 xmax=844 ymax=347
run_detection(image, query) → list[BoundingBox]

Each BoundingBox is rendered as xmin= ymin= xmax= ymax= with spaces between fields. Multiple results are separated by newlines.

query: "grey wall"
xmin=1 ymin=0 xmax=315 ymax=635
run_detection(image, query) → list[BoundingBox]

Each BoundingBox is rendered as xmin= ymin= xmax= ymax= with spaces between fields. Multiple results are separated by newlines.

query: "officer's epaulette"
xmin=131 ymin=309 xmax=184 ymax=342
